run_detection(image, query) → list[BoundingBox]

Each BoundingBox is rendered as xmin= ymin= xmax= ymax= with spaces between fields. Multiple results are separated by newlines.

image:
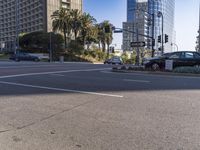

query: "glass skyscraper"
xmin=127 ymin=0 xmax=136 ymax=22
xmin=123 ymin=0 xmax=175 ymax=53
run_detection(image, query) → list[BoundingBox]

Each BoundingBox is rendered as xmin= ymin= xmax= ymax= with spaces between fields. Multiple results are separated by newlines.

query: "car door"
xmin=193 ymin=52 xmax=200 ymax=65
xmin=167 ymin=52 xmax=182 ymax=68
xmin=182 ymin=52 xmax=196 ymax=66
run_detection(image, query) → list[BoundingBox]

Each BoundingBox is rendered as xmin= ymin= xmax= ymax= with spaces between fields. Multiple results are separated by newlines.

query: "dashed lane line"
xmin=123 ymin=79 xmax=151 ymax=83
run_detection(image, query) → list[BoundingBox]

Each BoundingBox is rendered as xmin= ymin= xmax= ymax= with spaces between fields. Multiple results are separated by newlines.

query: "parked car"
xmin=104 ymin=56 xmax=123 ymax=65
xmin=143 ymin=51 xmax=200 ymax=70
xmin=10 ymin=53 xmax=40 ymax=62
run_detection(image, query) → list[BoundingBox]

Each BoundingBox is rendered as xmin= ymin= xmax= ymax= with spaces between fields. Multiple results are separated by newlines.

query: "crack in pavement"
xmin=0 ymin=99 xmax=95 ymax=133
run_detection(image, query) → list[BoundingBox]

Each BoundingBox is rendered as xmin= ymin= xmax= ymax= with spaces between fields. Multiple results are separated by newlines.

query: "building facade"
xmin=0 ymin=0 xmax=83 ymax=51
xmin=123 ymin=1 xmax=149 ymax=51
xmin=123 ymin=0 xmax=175 ymax=54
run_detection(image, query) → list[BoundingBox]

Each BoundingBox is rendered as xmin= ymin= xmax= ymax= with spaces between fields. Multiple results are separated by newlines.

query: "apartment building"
xmin=0 ymin=0 xmax=83 ymax=51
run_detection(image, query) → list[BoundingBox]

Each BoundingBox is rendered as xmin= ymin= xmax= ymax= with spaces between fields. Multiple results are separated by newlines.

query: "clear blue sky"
xmin=84 ymin=0 xmax=199 ymax=50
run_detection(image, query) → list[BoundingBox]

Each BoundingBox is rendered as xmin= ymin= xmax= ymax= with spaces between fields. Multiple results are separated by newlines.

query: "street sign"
xmin=165 ymin=60 xmax=173 ymax=71
xmin=114 ymin=30 xmax=123 ymax=33
xmin=130 ymin=42 xmax=146 ymax=48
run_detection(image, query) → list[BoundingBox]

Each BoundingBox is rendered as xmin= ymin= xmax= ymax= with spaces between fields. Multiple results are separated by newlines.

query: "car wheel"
xmin=194 ymin=64 xmax=200 ymax=68
xmin=15 ymin=58 xmax=20 ymax=62
xmin=151 ymin=63 xmax=160 ymax=71
xmin=34 ymin=58 xmax=40 ymax=62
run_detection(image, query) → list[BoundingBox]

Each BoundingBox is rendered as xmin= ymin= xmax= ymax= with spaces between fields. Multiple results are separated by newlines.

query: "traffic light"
xmin=104 ymin=25 xmax=111 ymax=33
xmin=165 ymin=34 xmax=169 ymax=43
xmin=109 ymin=46 xmax=115 ymax=53
xmin=158 ymin=47 xmax=162 ymax=51
xmin=158 ymin=35 xmax=161 ymax=43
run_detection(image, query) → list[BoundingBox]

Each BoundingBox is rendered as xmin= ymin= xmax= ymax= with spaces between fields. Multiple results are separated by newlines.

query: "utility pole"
xmin=49 ymin=32 xmax=52 ymax=62
xmin=151 ymin=0 xmax=155 ymax=57
xmin=15 ymin=0 xmax=20 ymax=54
xmin=136 ymin=28 xmax=140 ymax=65
xmin=158 ymin=11 xmax=164 ymax=55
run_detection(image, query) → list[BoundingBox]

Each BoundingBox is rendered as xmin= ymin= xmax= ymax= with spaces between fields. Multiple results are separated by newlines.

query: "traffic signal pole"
xmin=151 ymin=13 xmax=155 ymax=57
xmin=136 ymin=28 xmax=140 ymax=65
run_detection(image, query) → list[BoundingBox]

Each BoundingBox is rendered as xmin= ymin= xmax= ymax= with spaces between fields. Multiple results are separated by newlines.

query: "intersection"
xmin=0 ymin=62 xmax=200 ymax=149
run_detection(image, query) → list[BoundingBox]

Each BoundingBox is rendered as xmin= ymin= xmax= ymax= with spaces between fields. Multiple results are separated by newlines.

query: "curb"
xmin=112 ymin=69 xmax=200 ymax=77
xmin=0 ymin=59 xmax=12 ymax=62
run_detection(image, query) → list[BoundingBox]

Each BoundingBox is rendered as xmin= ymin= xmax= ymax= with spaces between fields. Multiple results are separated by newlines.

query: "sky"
xmin=84 ymin=0 xmax=199 ymax=51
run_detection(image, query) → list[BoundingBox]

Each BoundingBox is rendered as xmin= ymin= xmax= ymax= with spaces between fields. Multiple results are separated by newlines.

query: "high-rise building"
xmin=123 ymin=0 xmax=175 ymax=53
xmin=0 ymin=0 xmax=83 ymax=51
xmin=123 ymin=1 xmax=149 ymax=51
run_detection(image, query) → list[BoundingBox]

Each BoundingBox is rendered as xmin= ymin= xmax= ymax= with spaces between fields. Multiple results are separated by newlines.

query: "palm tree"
xmin=80 ymin=12 xmax=96 ymax=47
xmin=70 ymin=9 xmax=82 ymax=41
xmin=98 ymin=21 xmax=113 ymax=55
xmin=51 ymin=8 xmax=70 ymax=48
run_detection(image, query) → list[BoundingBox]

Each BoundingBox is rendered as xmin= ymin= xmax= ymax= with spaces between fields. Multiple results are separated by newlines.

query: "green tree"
xmin=70 ymin=9 xmax=82 ymax=41
xmin=52 ymin=8 xmax=70 ymax=48
xmin=80 ymin=12 xmax=96 ymax=48
xmin=19 ymin=31 xmax=64 ymax=54
xmin=99 ymin=21 xmax=113 ymax=56
xmin=96 ymin=23 xmax=106 ymax=52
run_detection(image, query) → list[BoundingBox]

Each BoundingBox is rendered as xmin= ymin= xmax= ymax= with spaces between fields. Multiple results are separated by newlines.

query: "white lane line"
xmin=0 ymin=68 xmax=111 ymax=79
xmin=100 ymin=71 xmax=112 ymax=74
xmin=123 ymin=79 xmax=151 ymax=83
xmin=0 ymin=81 xmax=123 ymax=98
xmin=49 ymin=74 xmax=65 ymax=77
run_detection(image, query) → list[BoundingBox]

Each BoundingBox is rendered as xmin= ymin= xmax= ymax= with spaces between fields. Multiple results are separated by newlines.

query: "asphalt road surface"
xmin=0 ymin=62 xmax=200 ymax=150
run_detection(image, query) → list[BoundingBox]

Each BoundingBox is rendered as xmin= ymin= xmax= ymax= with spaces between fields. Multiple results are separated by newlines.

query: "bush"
xmin=173 ymin=66 xmax=200 ymax=74
xmin=83 ymin=50 xmax=107 ymax=62
xmin=121 ymin=53 xmax=129 ymax=63
xmin=125 ymin=59 xmax=135 ymax=64
xmin=68 ymin=40 xmax=84 ymax=55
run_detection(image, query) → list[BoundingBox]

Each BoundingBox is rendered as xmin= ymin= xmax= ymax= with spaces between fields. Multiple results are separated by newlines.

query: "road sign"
xmin=165 ymin=60 xmax=173 ymax=71
xmin=114 ymin=30 xmax=123 ymax=33
xmin=130 ymin=42 xmax=146 ymax=48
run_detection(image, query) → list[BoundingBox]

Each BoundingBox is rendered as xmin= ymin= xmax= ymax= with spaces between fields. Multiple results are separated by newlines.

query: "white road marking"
xmin=100 ymin=71 xmax=113 ymax=74
xmin=123 ymin=79 xmax=151 ymax=83
xmin=0 ymin=81 xmax=123 ymax=98
xmin=49 ymin=74 xmax=65 ymax=77
xmin=0 ymin=68 xmax=111 ymax=79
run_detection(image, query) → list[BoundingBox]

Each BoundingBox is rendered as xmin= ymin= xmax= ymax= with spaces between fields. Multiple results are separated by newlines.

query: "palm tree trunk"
xmin=107 ymin=44 xmax=110 ymax=58
xmin=102 ymin=43 xmax=105 ymax=52
xmin=98 ymin=42 xmax=101 ymax=50
xmin=63 ymin=25 xmax=67 ymax=49
xmin=74 ymin=30 xmax=78 ymax=41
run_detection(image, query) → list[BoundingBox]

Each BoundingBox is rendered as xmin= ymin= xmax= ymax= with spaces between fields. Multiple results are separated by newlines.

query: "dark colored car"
xmin=104 ymin=57 xmax=123 ymax=65
xmin=10 ymin=53 xmax=40 ymax=62
xmin=143 ymin=51 xmax=200 ymax=70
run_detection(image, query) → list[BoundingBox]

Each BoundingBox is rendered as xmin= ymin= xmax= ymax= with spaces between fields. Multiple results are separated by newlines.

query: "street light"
xmin=157 ymin=11 xmax=164 ymax=55
xmin=171 ymin=43 xmax=178 ymax=52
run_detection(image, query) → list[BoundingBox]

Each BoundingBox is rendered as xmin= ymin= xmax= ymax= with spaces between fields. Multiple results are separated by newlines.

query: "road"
xmin=0 ymin=62 xmax=200 ymax=150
